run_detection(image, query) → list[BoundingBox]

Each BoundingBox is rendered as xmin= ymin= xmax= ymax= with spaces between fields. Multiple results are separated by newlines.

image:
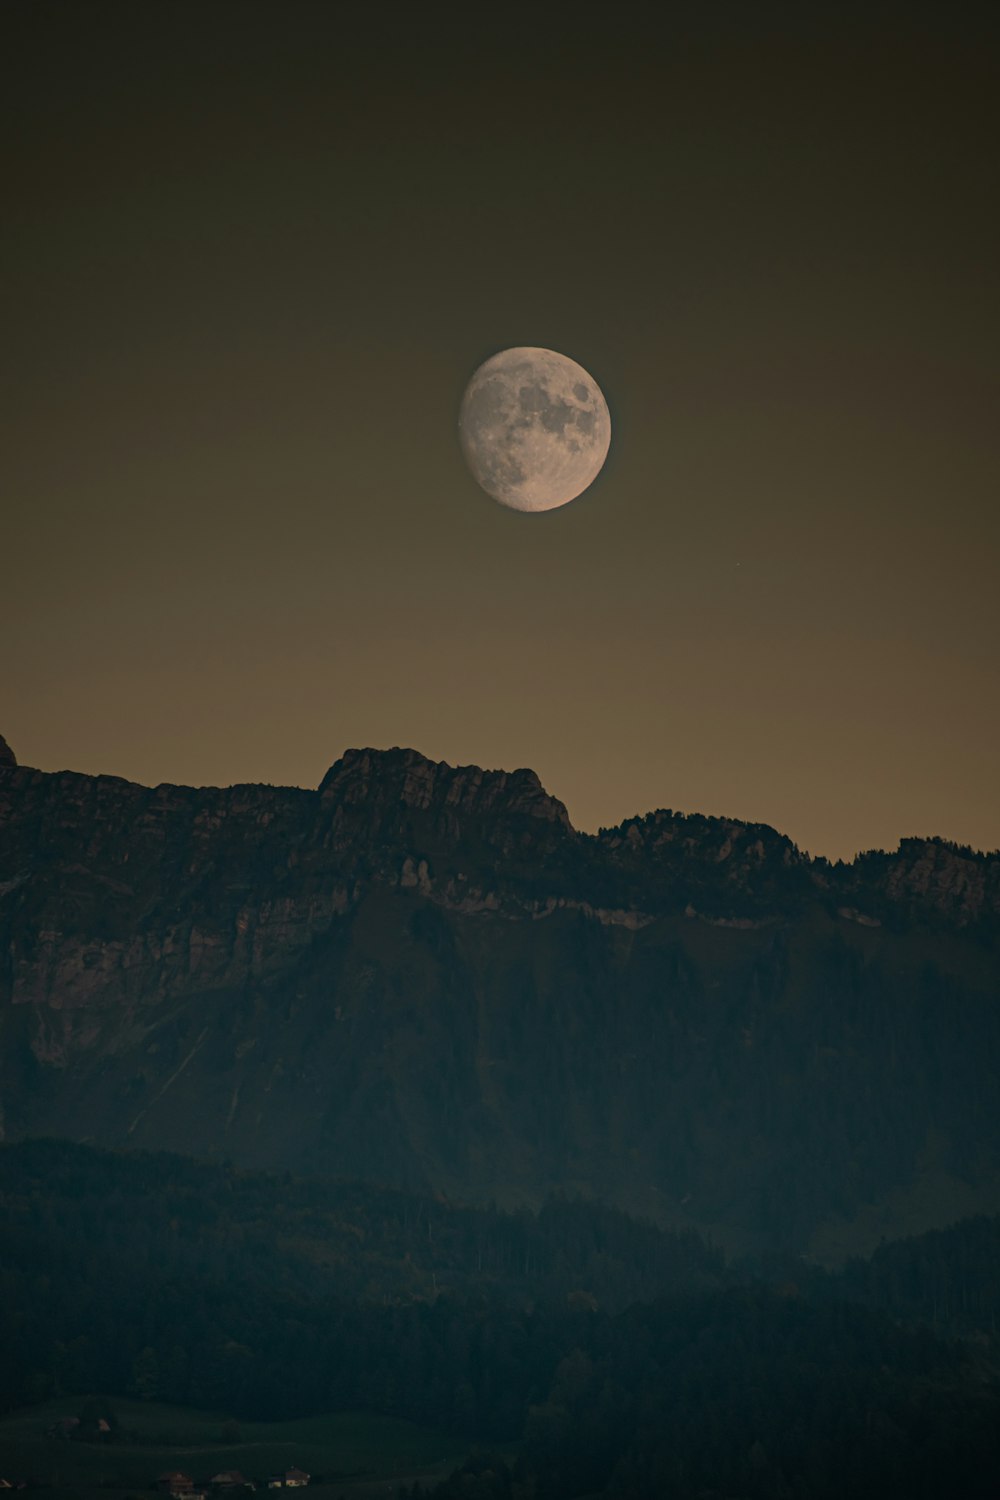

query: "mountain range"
xmin=1 ymin=732 xmax=998 ymax=1258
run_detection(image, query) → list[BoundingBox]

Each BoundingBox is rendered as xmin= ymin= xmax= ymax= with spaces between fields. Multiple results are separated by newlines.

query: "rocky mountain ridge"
xmin=2 ymin=738 xmax=995 ymax=927
xmin=1 ymin=734 xmax=998 ymax=1257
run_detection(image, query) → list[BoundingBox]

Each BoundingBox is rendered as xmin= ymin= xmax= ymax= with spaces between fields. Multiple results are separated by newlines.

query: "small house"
xmin=284 ymin=1472 xmax=309 ymax=1489
xmin=158 ymin=1474 xmax=195 ymax=1497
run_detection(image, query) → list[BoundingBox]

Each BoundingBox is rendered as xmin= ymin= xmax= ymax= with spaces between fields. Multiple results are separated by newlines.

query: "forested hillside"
xmin=0 ymin=1139 xmax=722 ymax=1423
xmin=2 ymin=1142 xmax=999 ymax=1500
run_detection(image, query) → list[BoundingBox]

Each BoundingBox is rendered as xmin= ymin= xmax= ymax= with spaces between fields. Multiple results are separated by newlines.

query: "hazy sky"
xmin=3 ymin=2 xmax=998 ymax=860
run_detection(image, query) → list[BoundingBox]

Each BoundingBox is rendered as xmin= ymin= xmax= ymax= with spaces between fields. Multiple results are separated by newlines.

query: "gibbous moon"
xmin=459 ymin=347 xmax=611 ymax=512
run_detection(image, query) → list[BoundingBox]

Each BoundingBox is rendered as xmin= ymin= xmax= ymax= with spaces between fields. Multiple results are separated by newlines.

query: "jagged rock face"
xmin=843 ymin=837 xmax=1000 ymax=926
xmin=321 ymin=746 xmax=570 ymax=827
xmin=318 ymin=747 xmax=573 ymax=883
xmin=0 ymin=734 xmax=16 ymax=769
xmin=0 ymin=745 xmax=998 ymax=1257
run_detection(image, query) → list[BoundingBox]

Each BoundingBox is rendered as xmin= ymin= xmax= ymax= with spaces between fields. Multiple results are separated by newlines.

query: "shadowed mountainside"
xmin=1 ymin=736 xmax=998 ymax=1256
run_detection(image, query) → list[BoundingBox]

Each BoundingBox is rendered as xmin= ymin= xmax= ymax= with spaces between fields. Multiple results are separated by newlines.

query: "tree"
xmin=130 ymin=1345 xmax=160 ymax=1402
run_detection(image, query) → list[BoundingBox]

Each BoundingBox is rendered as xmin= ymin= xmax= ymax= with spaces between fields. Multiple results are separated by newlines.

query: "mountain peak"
xmin=318 ymin=746 xmax=571 ymax=828
xmin=0 ymin=733 xmax=16 ymax=769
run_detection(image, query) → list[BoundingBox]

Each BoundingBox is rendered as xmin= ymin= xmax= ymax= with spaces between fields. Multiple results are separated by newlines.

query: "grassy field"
xmin=0 ymin=1398 xmax=467 ymax=1496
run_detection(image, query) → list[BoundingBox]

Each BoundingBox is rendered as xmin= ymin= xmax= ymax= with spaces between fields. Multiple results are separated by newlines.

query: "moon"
xmin=458 ymin=347 xmax=611 ymax=512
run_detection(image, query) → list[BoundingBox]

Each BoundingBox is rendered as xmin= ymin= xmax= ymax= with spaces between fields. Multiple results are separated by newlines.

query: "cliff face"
xmin=1 ymin=739 xmax=998 ymax=1257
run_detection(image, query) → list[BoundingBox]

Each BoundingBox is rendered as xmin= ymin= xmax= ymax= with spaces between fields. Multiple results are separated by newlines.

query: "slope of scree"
xmin=1 ymin=737 xmax=998 ymax=1256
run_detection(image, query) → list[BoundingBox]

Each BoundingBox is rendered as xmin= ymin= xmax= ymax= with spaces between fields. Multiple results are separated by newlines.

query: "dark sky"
xmin=4 ymin=2 xmax=998 ymax=859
